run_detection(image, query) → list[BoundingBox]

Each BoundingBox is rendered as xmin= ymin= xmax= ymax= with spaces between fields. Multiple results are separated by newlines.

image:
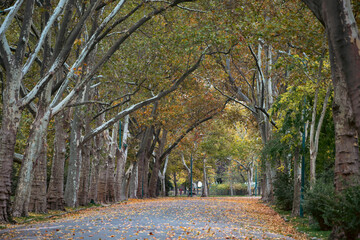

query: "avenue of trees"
xmin=1 ymin=0 xmax=359 ymax=238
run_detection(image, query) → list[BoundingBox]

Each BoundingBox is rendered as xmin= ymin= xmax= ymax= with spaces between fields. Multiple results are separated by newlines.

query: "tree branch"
xmin=81 ymin=49 xmax=207 ymax=143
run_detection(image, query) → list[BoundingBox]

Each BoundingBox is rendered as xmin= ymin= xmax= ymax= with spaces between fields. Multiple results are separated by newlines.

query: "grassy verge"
xmin=4 ymin=203 xmax=102 ymax=227
xmin=274 ymin=207 xmax=331 ymax=239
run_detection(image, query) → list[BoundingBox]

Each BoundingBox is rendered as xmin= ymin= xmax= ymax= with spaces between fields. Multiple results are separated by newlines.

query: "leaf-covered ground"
xmin=0 ymin=197 xmax=307 ymax=239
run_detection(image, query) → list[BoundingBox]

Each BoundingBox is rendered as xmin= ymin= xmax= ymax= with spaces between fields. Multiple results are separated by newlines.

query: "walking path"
xmin=0 ymin=197 xmax=306 ymax=239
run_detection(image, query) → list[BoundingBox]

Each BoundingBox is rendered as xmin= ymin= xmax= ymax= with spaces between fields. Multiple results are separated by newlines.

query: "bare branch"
xmin=0 ymin=0 xmax=25 ymax=37
xmin=22 ymin=0 xmax=69 ymax=76
xmin=66 ymin=100 xmax=110 ymax=108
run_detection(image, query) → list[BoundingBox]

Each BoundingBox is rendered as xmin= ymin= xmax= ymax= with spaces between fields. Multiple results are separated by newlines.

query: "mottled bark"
xmin=149 ymin=129 xmax=167 ymax=198
xmin=64 ymin=102 xmax=83 ymax=207
xmin=13 ymin=55 xmax=53 ymax=216
xmin=12 ymin=109 xmax=52 ymax=217
xmin=159 ymin=155 xmax=169 ymax=197
xmin=105 ymin=128 xmax=116 ymax=203
xmin=47 ymin=111 xmax=68 ymax=211
xmin=96 ymin=129 xmax=110 ymax=204
xmin=28 ymin=141 xmax=47 ymax=213
xmin=129 ymin=162 xmax=138 ymax=198
xmin=136 ymin=126 xmax=153 ymax=198
xmin=97 ymin=154 xmax=109 ymax=204
xmin=88 ymin=130 xmax=103 ymax=203
xmin=78 ymin=140 xmax=91 ymax=206
xmin=0 ymin=83 xmax=22 ymax=223
xmin=115 ymin=115 xmax=130 ymax=202
xmin=330 ymin=44 xmax=360 ymax=192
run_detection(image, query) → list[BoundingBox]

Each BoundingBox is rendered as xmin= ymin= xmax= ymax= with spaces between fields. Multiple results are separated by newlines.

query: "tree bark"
xmin=201 ymin=158 xmax=208 ymax=197
xmin=129 ymin=161 xmax=138 ymax=198
xmin=173 ymin=171 xmax=178 ymax=197
xmin=149 ymin=129 xmax=167 ymax=198
xmin=115 ymin=115 xmax=130 ymax=202
xmin=47 ymin=111 xmax=68 ymax=211
xmin=64 ymin=99 xmax=83 ymax=207
xmin=159 ymin=155 xmax=169 ymax=197
xmin=247 ymin=164 xmax=253 ymax=196
xmin=28 ymin=141 xmax=47 ymax=214
xmin=105 ymin=128 xmax=116 ymax=203
xmin=0 ymin=75 xmax=22 ymax=223
xmin=88 ymin=123 xmax=104 ymax=204
xmin=77 ymin=136 xmax=91 ymax=206
xmin=12 ymin=109 xmax=52 ymax=217
xmin=330 ymin=44 xmax=360 ymax=192
xmin=136 ymin=126 xmax=154 ymax=198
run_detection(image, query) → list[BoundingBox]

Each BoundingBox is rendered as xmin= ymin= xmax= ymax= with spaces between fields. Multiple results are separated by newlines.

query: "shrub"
xmin=273 ymin=171 xmax=293 ymax=211
xmin=327 ymin=185 xmax=360 ymax=239
xmin=305 ymin=179 xmax=360 ymax=238
xmin=304 ymin=178 xmax=334 ymax=230
xmin=209 ymin=183 xmax=247 ymax=196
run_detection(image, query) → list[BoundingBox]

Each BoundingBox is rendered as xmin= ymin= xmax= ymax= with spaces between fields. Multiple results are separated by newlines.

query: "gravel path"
xmin=0 ymin=197 xmax=305 ymax=239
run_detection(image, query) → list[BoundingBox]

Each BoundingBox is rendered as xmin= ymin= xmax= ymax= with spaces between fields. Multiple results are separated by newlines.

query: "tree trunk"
xmin=262 ymin=161 xmax=275 ymax=202
xmin=149 ymin=129 xmax=167 ymax=198
xmin=292 ymin=147 xmax=301 ymax=216
xmin=331 ymin=46 xmax=360 ymax=193
xmin=122 ymin=162 xmax=133 ymax=201
xmin=47 ymin=111 xmax=68 ymax=211
xmin=229 ymin=178 xmax=234 ymax=196
xmin=0 ymin=94 xmax=22 ymax=222
xmin=247 ymin=167 xmax=253 ymax=196
xmin=88 ymin=131 xmax=103 ymax=204
xmin=115 ymin=115 xmax=130 ymax=202
xmin=77 ymin=140 xmax=91 ymax=206
xmin=129 ymin=162 xmax=138 ymax=198
xmin=64 ymin=103 xmax=83 ymax=207
xmin=28 ymin=144 xmax=47 ymax=214
xmin=309 ymin=82 xmax=332 ymax=189
xmin=12 ymin=108 xmax=52 ymax=217
xmin=28 ymin=137 xmax=47 ymax=214
xmin=173 ymin=171 xmax=178 ymax=197
xmin=159 ymin=155 xmax=169 ymax=197
xmin=105 ymin=129 xmax=116 ymax=203
xmin=201 ymin=158 xmax=208 ymax=197
xmin=136 ymin=126 xmax=153 ymax=198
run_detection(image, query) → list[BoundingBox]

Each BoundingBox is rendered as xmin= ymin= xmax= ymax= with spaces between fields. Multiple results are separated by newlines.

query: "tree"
xmin=301 ymin=0 xmax=360 ymax=192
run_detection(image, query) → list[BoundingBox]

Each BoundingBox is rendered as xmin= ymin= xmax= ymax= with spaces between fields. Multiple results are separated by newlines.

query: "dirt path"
xmin=0 ymin=197 xmax=306 ymax=239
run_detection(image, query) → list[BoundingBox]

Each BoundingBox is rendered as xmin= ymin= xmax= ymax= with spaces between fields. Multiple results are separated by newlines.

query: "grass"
xmin=274 ymin=207 xmax=331 ymax=239
xmin=10 ymin=202 xmax=102 ymax=225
